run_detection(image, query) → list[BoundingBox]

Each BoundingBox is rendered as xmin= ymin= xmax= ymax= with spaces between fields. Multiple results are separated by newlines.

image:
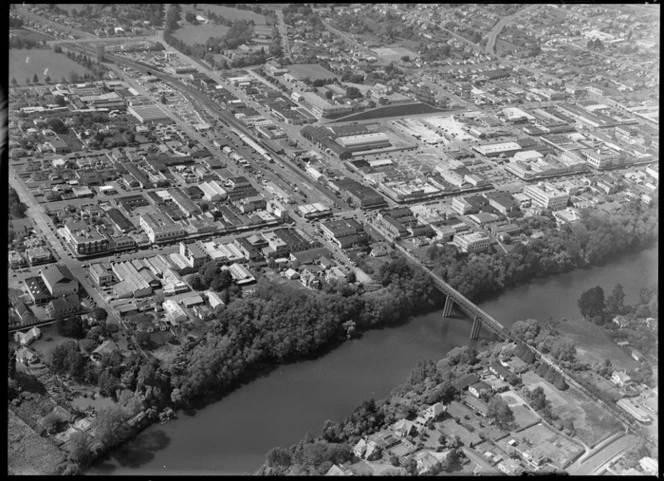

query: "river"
xmin=89 ymin=245 xmax=658 ymax=475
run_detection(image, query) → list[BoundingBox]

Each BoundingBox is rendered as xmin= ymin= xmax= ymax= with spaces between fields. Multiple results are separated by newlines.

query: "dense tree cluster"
xmin=427 ymin=199 xmax=658 ymax=302
xmin=8 ymin=187 xmax=28 ymax=219
xmin=487 ymin=395 xmax=515 ymax=430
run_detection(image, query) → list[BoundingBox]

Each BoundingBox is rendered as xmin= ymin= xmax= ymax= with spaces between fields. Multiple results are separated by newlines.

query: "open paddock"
xmin=521 ymin=371 xmax=568 ymax=408
xmin=10 ymin=48 xmax=92 ymax=85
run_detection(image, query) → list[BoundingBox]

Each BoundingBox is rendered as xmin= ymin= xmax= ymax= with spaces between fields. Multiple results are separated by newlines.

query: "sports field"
xmin=10 ymin=48 xmax=92 ymax=85
xmin=173 ymin=24 xmax=230 ymax=45
xmin=187 ymin=4 xmax=268 ymax=25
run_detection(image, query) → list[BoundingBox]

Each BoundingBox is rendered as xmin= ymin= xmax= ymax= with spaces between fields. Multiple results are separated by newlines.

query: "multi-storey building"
xmin=139 ymin=212 xmax=186 ymax=244
xmin=523 ymin=183 xmax=570 ymax=211
xmin=453 ymin=232 xmax=491 ymax=253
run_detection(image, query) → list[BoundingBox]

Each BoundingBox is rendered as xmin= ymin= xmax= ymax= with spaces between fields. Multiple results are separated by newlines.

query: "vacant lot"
xmin=522 ymin=378 xmax=568 ymax=409
xmin=555 ymin=317 xmax=638 ymax=372
xmin=511 ymin=405 xmax=540 ymax=431
xmin=8 ymin=408 xmax=66 ymax=475
xmin=10 ymin=48 xmax=92 ymax=85
xmin=554 ymin=385 xmax=622 ymax=448
xmin=173 ymin=23 xmax=230 ymax=46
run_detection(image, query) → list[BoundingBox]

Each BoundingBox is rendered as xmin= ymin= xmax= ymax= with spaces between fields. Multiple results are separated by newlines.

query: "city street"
xmin=9 ymin=166 xmax=121 ymax=326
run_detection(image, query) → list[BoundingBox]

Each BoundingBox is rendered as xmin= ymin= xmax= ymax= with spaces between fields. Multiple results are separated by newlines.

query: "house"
xmin=455 ymin=373 xmax=480 ymax=392
xmin=497 ymin=458 xmax=525 ymax=475
xmin=370 ymin=243 xmax=390 ymax=257
xmin=13 ymin=327 xmax=42 ymax=346
xmin=464 ymin=394 xmax=490 ymax=417
xmin=413 ymin=450 xmax=450 ymax=474
xmin=392 ymin=419 xmax=418 ymax=438
xmin=91 ymin=340 xmax=119 ymax=362
xmin=489 ymin=360 xmax=514 ymax=381
xmin=611 ymin=370 xmax=632 ymax=388
xmin=16 ymin=347 xmax=40 ymax=365
xmin=353 ymin=437 xmax=382 ymax=460
xmin=325 ymin=464 xmax=353 ymax=476
xmin=284 ymin=268 xmax=300 ymax=280
xmin=630 ymin=348 xmax=645 ymax=363
xmin=468 ymin=381 xmax=492 ymax=398
xmin=417 ymin=402 xmax=447 ymax=426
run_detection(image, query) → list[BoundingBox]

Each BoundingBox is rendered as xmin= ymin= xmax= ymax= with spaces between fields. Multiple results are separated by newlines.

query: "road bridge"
xmin=392 ymin=242 xmax=507 ymax=340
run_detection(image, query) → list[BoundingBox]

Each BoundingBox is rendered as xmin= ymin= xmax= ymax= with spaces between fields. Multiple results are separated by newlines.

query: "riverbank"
xmin=88 ymin=241 xmax=657 ymax=475
xmin=257 ymin=280 xmax=658 ymax=475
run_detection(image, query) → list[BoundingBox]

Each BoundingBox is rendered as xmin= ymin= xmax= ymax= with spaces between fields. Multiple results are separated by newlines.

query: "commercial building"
xmin=163 ymin=299 xmax=188 ymax=325
xmin=139 ymin=212 xmax=186 ymax=244
xmin=523 ymin=183 xmax=570 ymax=210
xmin=62 ymin=221 xmax=110 ymax=256
xmin=473 ymin=141 xmax=523 ymax=157
xmin=336 ymin=132 xmax=391 ymax=152
xmin=226 ymin=264 xmax=256 ymax=285
xmin=46 ymin=294 xmax=80 ymax=319
xmin=453 ymin=232 xmax=491 ymax=253
xmin=39 ymin=264 xmax=78 ymax=298
xmin=581 ymin=148 xmax=620 ymax=170
xmin=617 ymin=398 xmax=651 ymax=424
xmin=179 ymin=241 xmax=209 ymax=270
xmin=199 ymin=181 xmax=228 ymax=201
xmin=127 ymin=104 xmax=174 ymax=124
xmin=90 ymin=263 xmax=114 ymax=287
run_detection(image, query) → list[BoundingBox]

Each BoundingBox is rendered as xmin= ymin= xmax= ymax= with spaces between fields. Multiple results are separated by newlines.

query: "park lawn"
xmin=185 ymin=4 xmax=268 ymax=25
xmin=173 ymin=23 xmax=230 ymax=46
xmin=555 ymin=317 xmax=638 ymax=372
xmin=10 ymin=48 xmax=92 ymax=86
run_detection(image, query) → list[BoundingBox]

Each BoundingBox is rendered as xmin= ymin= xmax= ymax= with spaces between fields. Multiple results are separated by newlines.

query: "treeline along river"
xmin=89 ymin=244 xmax=657 ymax=475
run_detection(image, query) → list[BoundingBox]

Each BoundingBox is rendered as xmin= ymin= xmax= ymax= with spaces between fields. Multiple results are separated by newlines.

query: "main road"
xmin=8 ymin=166 xmax=122 ymax=327
xmin=484 ymin=4 xmax=543 ymax=56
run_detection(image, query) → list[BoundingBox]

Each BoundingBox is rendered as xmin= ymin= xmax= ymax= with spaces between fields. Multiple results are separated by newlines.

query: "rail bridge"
xmin=394 ymin=243 xmax=507 ymax=340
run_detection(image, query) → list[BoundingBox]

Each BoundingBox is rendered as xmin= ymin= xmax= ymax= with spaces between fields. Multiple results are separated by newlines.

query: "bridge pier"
xmin=442 ymin=295 xmax=454 ymax=318
xmin=470 ymin=316 xmax=482 ymax=340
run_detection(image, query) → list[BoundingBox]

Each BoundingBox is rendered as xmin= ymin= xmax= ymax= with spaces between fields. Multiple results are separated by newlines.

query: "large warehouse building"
xmin=335 ymin=132 xmax=391 ymax=152
xmin=127 ymin=104 xmax=174 ymax=124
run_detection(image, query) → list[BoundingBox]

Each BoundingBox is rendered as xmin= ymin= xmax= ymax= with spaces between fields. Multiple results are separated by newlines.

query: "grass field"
xmin=173 ymin=23 xmax=230 ymax=45
xmin=554 ymin=318 xmax=638 ymax=372
xmin=186 ymin=4 xmax=268 ymax=25
xmin=554 ymin=385 xmax=622 ymax=448
xmin=8 ymin=409 xmax=66 ymax=475
xmin=10 ymin=48 xmax=92 ymax=85
xmin=511 ymin=405 xmax=540 ymax=431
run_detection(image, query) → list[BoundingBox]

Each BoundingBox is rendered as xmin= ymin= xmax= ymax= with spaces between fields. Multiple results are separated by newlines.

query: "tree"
xmin=69 ymin=71 xmax=80 ymax=83
xmin=11 ymin=77 xmax=17 ymax=86
xmin=42 ymin=412 xmax=65 ymax=434
xmin=98 ymin=370 xmax=120 ymax=399
xmin=510 ymin=319 xmax=540 ymax=342
xmin=33 ymin=74 xmax=39 ymax=84
xmin=93 ymin=405 xmax=129 ymax=447
xmin=68 ymin=431 xmax=91 ymax=464
xmin=57 ymin=316 xmax=86 ymax=339
xmin=90 ymin=307 xmax=108 ymax=322
xmin=577 ymin=286 xmax=605 ymax=321
xmin=549 ymin=338 xmax=576 ymax=362
xmin=528 ymin=386 xmax=547 ymax=411
xmin=266 ymin=447 xmax=293 ymax=468
xmin=606 ymin=283 xmax=625 ymax=315
xmin=189 ymin=274 xmax=206 ymax=291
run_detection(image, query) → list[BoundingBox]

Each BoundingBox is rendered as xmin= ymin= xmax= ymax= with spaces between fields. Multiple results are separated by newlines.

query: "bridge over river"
xmin=393 ymin=243 xmax=507 ymax=340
